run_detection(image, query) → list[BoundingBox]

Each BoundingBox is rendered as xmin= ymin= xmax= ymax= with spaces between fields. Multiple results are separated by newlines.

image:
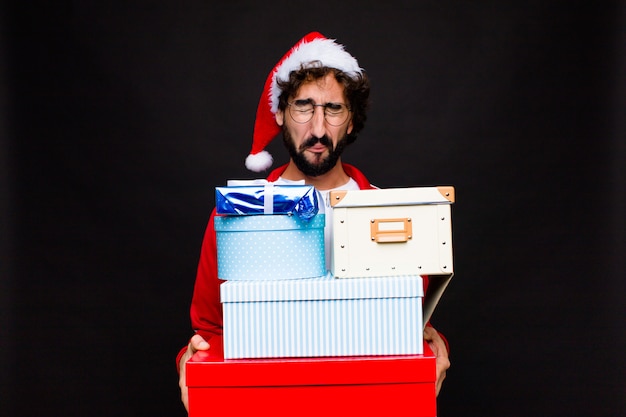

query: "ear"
xmin=347 ymin=118 xmax=354 ymax=135
xmin=275 ymin=109 xmax=284 ymax=126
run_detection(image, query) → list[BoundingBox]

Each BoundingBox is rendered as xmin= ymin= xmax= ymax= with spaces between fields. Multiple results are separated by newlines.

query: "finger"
xmin=180 ymin=384 xmax=189 ymax=412
xmin=189 ymin=334 xmax=210 ymax=351
xmin=435 ymin=359 xmax=449 ymax=396
xmin=423 ymin=325 xmax=436 ymax=342
xmin=178 ymin=364 xmax=189 ymax=411
xmin=436 ymin=373 xmax=445 ymax=396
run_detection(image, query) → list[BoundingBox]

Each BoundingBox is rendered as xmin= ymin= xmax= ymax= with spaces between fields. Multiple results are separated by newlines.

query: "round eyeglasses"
xmin=287 ymin=99 xmax=351 ymax=126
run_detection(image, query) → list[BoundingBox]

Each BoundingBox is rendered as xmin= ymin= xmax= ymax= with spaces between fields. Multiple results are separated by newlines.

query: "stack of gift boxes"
xmin=214 ymin=181 xmax=454 ymax=360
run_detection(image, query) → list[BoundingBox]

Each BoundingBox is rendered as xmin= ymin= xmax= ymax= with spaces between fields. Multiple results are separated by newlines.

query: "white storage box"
xmin=221 ymin=275 xmax=424 ymax=359
xmin=329 ymin=186 xmax=454 ymax=279
xmin=214 ymin=214 xmax=326 ymax=281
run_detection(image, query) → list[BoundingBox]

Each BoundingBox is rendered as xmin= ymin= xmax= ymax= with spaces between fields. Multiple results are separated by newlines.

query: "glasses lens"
xmin=289 ymin=101 xmax=315 ymax=124
xmin=324 ymin=103 xmax=349 ymax=126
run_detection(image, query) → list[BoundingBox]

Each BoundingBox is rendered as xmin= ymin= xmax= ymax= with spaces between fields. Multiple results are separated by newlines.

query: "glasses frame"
xmin=286 ymin=100 xmax=352 ymax=127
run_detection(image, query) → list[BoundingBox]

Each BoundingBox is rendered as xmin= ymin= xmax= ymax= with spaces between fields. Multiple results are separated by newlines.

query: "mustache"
xmin=300 ymin=135 xmax=332 ymax=150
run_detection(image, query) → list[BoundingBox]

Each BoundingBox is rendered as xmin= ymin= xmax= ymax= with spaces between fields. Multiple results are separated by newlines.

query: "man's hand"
xmin=423 ymin=325 xmax=450 ymax=396
xmin=179 ymin=334 xmax=210 ymax=412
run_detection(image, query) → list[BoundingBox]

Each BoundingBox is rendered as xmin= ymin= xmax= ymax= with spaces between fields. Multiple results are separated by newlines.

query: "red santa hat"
xmin=245 ymin=32 xmax=363 ymax=172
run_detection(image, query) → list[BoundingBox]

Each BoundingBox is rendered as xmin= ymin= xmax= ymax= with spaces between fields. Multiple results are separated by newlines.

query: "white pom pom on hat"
xmin=245 ymin=31 xmax=363 ymax=172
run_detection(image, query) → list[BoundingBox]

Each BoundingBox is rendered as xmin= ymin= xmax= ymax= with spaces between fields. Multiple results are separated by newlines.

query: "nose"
xmin=309 ymin=106 xmax=326 ymax=138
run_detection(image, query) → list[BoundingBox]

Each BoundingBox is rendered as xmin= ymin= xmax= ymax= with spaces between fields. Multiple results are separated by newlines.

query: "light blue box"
xmin=221 ymin=275 xmax=424 ymax=359
xmin=214 ymin=214 xmax=326 ymax=281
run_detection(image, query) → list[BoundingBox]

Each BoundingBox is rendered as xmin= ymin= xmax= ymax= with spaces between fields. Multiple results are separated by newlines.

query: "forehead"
xmin=292 ymin=73 xmax=346 ymax=102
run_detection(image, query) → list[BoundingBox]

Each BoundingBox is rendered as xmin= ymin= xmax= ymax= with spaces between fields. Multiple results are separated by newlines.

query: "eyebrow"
xmin=293 ymin=98 xmax=344 ymax=105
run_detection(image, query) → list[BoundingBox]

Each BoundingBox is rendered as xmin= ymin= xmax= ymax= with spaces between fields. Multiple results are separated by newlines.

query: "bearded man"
xmin=177 ymin=32 xmax=450 ymax=411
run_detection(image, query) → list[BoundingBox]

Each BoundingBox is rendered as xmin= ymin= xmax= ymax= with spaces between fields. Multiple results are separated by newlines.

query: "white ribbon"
xmin=264 ymin=183 xmax=274 ymax=215
xmin=225 ymin=178 xmax=307 ymax=215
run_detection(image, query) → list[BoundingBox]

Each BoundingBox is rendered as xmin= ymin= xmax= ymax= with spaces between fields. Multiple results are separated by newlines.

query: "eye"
xmin=292 ymin=99 xmax=313 ymax=110
xmin=325 ymin=103 xmax=345 ymax=114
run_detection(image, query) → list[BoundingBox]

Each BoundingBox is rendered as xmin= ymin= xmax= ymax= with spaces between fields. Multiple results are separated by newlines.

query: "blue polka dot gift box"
xmin=214 ymin=214 xmax=326 ymax=281
xmin=214 ymin=182 xmax=326 ymax=280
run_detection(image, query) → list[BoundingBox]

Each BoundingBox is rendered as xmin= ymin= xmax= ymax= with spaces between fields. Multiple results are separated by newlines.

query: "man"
xmin=177 ymin=32 xmax=450 ymax=411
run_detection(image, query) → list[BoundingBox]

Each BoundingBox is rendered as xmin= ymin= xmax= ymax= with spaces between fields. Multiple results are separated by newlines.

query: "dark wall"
xmin=3 ymin=2 xmax=625 ymax=416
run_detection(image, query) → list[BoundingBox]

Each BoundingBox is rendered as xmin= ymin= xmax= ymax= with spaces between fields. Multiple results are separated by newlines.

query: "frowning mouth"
xmin=306 ymin=144 xmax=328 ymax=153
xmin=300 ymin=135 xmax=332 ymax=152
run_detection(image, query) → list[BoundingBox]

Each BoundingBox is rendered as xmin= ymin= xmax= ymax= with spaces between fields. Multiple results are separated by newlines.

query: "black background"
xmin=2 ymin=2 xmax=625 ymax=416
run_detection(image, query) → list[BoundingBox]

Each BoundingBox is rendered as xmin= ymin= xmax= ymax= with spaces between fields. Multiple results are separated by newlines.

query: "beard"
xmin=282 ymin=130 xmax=349 ymax=177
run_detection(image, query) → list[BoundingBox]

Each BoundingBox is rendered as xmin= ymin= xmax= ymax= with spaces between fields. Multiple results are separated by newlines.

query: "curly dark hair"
xmin=276 ymin=63 xmax=370 ymax=144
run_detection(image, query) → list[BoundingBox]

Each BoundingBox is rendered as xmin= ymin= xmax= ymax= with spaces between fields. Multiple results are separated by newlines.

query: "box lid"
xmin=187 ymin=336 xmax=436 ymax=387
xmin=330 ymin=186 xmax=454 ymax=208
xmin=214 ymin=213 xmax=325 ymax=232
xmin=220 ymin=275 xmax=423 ymax=303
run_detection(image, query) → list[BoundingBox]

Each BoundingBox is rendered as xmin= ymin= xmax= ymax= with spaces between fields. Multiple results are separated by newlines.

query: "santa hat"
xmin=245 ymin=32 xmax=363 ymax=172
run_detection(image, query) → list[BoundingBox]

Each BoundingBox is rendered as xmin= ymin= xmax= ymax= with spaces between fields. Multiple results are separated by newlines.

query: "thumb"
xmin=189 ymin=334 xmax=210 ymax=352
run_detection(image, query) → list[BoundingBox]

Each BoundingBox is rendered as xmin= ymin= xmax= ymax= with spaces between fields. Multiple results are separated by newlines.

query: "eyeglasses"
xmin=287 ymin=99 xmax=351 ymax=126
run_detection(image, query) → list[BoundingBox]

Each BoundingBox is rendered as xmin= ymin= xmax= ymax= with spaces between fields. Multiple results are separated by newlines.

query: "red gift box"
xmin=186 ymin=336 xmax=437 ymax=417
